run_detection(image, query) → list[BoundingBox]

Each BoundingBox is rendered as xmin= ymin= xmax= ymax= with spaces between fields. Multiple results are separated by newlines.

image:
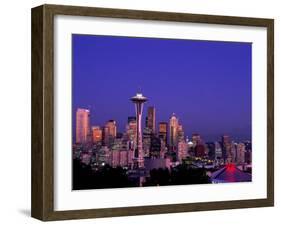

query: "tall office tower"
xmin=236 ymin=143 xmax=246 ymax=164
xmin=206 ymin=142 xmax=216 ymax=160
xmin=231 ymin=142 xmax=237 ymax=163
xmin=215 ymin=141 xmax=222 ymax=159
xmin=169 ymin=113 xmax=179 ymax=151
xmin=222 ymin=135 xmax=232 ymax=163
xmin=177 ymin=124 xmax=185 ymax=142
xmin=143 ymin=127 xmax=152 ymax=157
xmin=92 ymin=126 xmax=102 ymax=143
xmin=244 ymin=141 xmax=252 ymax=151
xmin=244 ymin=141 xmax=252 ymax=164
xmin=119 ymin=150 xmax=128 ymax=167
xmin=111 ymin=138 xmax=122 ymax=167
xmin=192 ymin=133 xmax=201 ymax=146
xmin=105 ymin=120 xmax=117 ymax=138
xmin=147 ymin=106 xmax=156 ymax=133
xmin=222 ymin=135 xmax=231 ymax=145
xmin=177 ymin=140 xmax=188 ymax=163
xmin=245 ymin=149 xmax=252 ymax=164
xmin=76 ymin=108 xmax=90 ymax=143
xmin=102 ymin=126 xmax=110 ymax=146
xmin=150 ymin=134 xmax=161 ymax=158
xmin=159 ymin=122 xmax=168 ymax=147
xmin=160 ymin=139 xmax=167 ymax=158
xmin=130 ymin=92 xmax=148 ymax=168
xmin=104 ymin=120 xmax=117 ymax=147
xmin=126 ymin=118 xmax=137 ymax=142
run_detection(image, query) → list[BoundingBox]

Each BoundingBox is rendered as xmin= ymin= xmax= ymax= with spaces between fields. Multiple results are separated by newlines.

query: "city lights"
xmin=73 ymin=92 xmax=252 ymax=189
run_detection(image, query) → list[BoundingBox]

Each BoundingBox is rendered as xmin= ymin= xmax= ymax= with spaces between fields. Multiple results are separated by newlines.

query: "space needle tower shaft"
xmin=130 ymin=92 xmax=148 ymax=168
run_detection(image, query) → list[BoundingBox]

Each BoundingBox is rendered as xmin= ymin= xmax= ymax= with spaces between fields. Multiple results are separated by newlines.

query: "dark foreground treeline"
xmin=73 ymin=159 xmax=211 ymax=190
xmin=73 ymin=159 xmax=134 ymax=189
xmin=143 ymin=165 xmax=210 ymax=186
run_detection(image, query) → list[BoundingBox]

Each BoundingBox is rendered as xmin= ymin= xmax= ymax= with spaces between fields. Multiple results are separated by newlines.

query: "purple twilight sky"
xmin=72 ymin=34 xmax=252 ymax=142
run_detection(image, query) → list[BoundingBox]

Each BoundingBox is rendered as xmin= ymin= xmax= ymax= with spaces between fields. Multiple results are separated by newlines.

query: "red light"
xmin=226 ymin=163 xmax=235 ymax=172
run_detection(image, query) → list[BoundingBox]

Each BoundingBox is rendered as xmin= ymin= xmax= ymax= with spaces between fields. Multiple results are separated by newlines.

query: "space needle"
xmin=130 ymin=92 xmax=148 ymax=169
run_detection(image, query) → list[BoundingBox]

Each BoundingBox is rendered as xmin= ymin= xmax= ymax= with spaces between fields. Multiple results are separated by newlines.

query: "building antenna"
xmin=138 ymin=86 xmax=141 ymax=94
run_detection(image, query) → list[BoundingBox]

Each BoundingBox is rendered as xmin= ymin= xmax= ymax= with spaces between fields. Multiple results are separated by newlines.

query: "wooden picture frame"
xmin=31 ymin=4 xmax=274 ymax=221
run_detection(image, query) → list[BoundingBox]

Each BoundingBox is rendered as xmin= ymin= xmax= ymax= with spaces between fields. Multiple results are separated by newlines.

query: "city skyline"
xmin=74 ymin=104 xmax=251 ymax=146
xmin=73 ymin=102 xmax=251 ymax=143
xmin=72 ymin=34 xmax=252 ymax=142
xmin=73 ymin=97 xmax=252 ymax=189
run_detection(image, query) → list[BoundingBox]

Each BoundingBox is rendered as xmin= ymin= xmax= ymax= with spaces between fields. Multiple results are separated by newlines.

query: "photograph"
xmin=72 ymin=34 xmax=252 ymax=190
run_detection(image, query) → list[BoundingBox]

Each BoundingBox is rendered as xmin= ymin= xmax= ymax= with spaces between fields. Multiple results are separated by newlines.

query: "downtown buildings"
xmin=76 ymin=108 xmax=91 ymax=143
xmin=73 ymin=93 xmax=252 ymax=186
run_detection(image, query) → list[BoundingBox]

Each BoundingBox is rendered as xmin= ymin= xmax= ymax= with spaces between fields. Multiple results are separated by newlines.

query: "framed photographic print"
xmin=31 ymin=4 xmax=274 ymax=221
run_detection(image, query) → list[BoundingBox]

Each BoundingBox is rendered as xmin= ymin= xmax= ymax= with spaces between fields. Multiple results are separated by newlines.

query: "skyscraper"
xmin=222 ymin=135 xmax=232 ymax=163
xmin=147 ymin=106 xmax=156 ymax=133
xmin=215 ymin=141 xmax=223 ymax=165
xmin=102 ymin=120 xmax=117 ymax=147
xmin=126 ymin=119 xmax=137 ymax=141
xmin=177 ymin=124 xmax=185 ymax=142
xmin=159 ymin=122 xmax=168 ymax=147
xmin=231 ymin=142 xmax=237 ymax=163
xmin=105 ymin=120 xmax=117 ymax=138
xmin=236 ymin=143 xmax=246 ymax=164
xmin=119 ymin=150 xmax=129 ymax=167
xmin=177 ymin=141 xmax=188 ymax=163
xmin=92 ymin=126 xmax=102 ymax=143
xmin=192 ymin=133 xmax=201 ymax=146
xmin=102 ymin=126 xmax=109 ymax=146
xmin=206 ymin=142 xmax=216 ymax=160
xmin=76 ymin=108 xmax=90 ymax=143
xmin=169 ymin=113 xmax=179 ymax=150
xmin=130 ymin=92 xmax=148 ymax=168
xmin=143 ymin=127 xmax=152 ymax=157
xmin=150 ymin=134 xmax=161 ymax=158
xmin=244 ymin=141 xmax=252 ymax=164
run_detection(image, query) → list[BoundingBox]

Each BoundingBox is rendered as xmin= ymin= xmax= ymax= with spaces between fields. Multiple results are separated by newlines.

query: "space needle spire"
xmin=130 ymin=92 xmax=148 ymax=168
